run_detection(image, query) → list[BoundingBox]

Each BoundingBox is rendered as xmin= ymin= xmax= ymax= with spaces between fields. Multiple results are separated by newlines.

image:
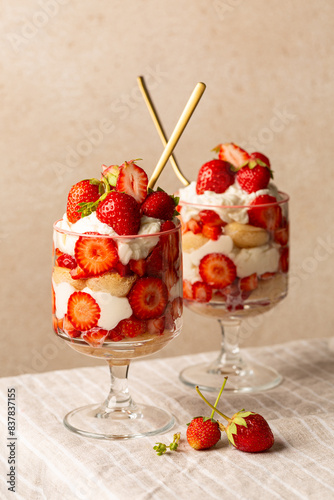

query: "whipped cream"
xmin=178 ymin=181 xmax=280 ymax=224
xmin=54 ymin=213 xmax=162 ymax=265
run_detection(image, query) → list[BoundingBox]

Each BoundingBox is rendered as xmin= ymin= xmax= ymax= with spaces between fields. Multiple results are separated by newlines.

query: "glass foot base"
xmin=64 ymin=403 xmax=175 ymax=440
xmin=179 ymin=361 xmax=283 ymax=393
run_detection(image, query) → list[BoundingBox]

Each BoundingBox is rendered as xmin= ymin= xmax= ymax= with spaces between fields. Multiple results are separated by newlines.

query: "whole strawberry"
xmin=96 ymin=191 xmax=141 ymax=235
xmin=196 ymin=159 xmax=235 ymax=195
xmin=66 ymin=179 xmax=101 ymax=223
xmin=236 ymin=152 xmax=273 ymax=193
xmin=224 ymin=411 xmax=274 ymax=453
xmin=141 ymin=189 xmax=178 ymax=220
xmin=187 ymin=417 xmax=221 ymax=450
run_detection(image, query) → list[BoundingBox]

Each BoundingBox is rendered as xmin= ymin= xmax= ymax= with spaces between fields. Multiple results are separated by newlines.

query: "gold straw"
xmin=137 ymin=76 xmax=191 ymax=187
xmin=145 ymin=81 xmax=206 ymax=190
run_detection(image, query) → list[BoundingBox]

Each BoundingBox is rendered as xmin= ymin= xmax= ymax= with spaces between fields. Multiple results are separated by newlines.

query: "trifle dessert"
xmin=178 ymin=142 xmax=289 ymax=319
xmin=52 ymin=160 xmax=183 ymax=361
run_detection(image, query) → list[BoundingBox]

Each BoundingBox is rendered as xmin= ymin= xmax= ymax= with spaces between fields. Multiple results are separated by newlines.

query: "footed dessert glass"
xmin=52 ymin=221 xmax=182 ymax=439
xmin=179 ymin=193 xmax=289 ymax=393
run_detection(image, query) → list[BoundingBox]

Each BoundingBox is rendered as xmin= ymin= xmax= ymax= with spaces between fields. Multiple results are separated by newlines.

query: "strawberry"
xmin=74 ymin=233 xmax=118 ymax=276
xmin=62 ymin=314 xmax=81 ymax=338
xmin=248 ymin=194 xmax=282 ymax=231
xmin=199 ymin=253 xmax=237 ymax=289
xmin=224 ymin=411 xmax=274 ymax=453
xmin=183 ymin=280 xmax=194 ymax=300
xmin=187 ymin=219 xmax=203 ymax=234
xmin=171 ymin=296 xmax=182 ymax=320
xmin=198 ymin=210 xmax=224 ymax=227
xmin=70 ymin=265 xmax=90 ymax=280
xmin=192 ymin=281 xmax=212 ymax=302
xmin=117 ymin=316 xmax=147 ymax=338
xmin=101 ymin=164 xmax=120 ymax=186
xmin=196 ymin=159 xmax=235 ymax=195
xmin=213 ymin=143 xmax=250 ymax=168
xmin=83 ymin=327 xmax=108 ymax=346
xmin=147 ymin=316 xmax=165 ymax=335
xmin=114 ymin=262 xmax=132 ymax=277
xmin=260 ymin=272 xmax=276 ymax=280
xmin=129 ymin=258 xmax=146 ymax=277
xmin=187 ymin=417 xmax=221 ymax=450
xmin=116 ymin=160 xmax=148 ymax=204
xmin=274 ymin=223 xmax=289 ymax=246
xmin=56 ymin=253 xmax=77 ymax=270
xmin=66 ymin=179 xmax=101 ymax=223
xmin=96 ymin=191 xmax=141 ymax=235
xmin=279 ymin=246 xmax=289 ymax=273
xmin=250 ymin=151 xmax=271 ymax=168
xmin=106 ymin=326 xmax=124 ymax=342
xmin=128 ymin=277 xmax=168 ymax=320
xmin=202 ymin=224 xmax=222 ymax=240
xmin=67 ymin=291 xmax=100 ymax=331
xmin=239 ymin=273 xmax=258 ymax=292
xmin=141 ymin=190 xmax=178 ymax=220
xmin=160 ymin=220 xmax=176 ymax=232
xmin=145 ymin=244 xmax=163 ymax=277
xmin=236 ymin=161 xmax=272 ymax=193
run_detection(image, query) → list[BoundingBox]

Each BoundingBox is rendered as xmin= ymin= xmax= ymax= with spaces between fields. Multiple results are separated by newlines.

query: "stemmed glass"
xmin=52 ymin=221 xmax=182 ymax=439
xmin=178 ymin=193 xmax=289 ymax=393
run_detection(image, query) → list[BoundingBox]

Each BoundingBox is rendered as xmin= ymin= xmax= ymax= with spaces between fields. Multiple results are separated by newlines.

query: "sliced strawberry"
xmin=199 ymin=253 xmax=237 ymax=289
xmin=279 ymin=247 xmax=289 ymax=273
xmin=141 ymin=190 xmax=177 ymax=220
xmin=187 ymin=219 xmax=203 ymax=234
xmin=183 ymin=280 xmax=194 ymax=300
xmin=146 ymin=244 xmax=163 ymax=277
xmin=274 ymin=224 xmax=289 ymax=246
xmin=171 ymin=296 xmax=182 ymax=320
xmin=129 ymin=258 xmax=146 ymax=277
xmin=52 ymin=284 xmax=56 ymax=314
xmin=116 ymin=160 xmax=148 ymax=204
xmin=248 ymin=195 xmax=282 ymax=231
xmin=128 ymin=277 xmax=168 ymax=320
xmin=196 ymin=159 xmax=235 ymax=195
xmin=202 ymin=224 xmax=222 ymax=240
xmin=56 ymin=253 xmax=77 ymax=270
xmin=74 ymin=234 xmax=118 ymax=276
xmin=70 ymin=265 xmax=90 ymax=280
xmin=214 ymin=143 xmax=250 ymax=168
xmin=83 ymin=327 xmax=108 ymax=346
xmin=163 ymin=267 xmax=178 ymax=290
xmin=67 ymin=291 xmax=100 ymax=331
xmin=160 ymin=220 xmax=176 ymax=232
xmin=260 ymin=272 xmax=276 ymax=280
xmin=199 ymin=210 xmax=225 ymax=227
xmin=192 ymin=281 xmax=212 ymax=303
xmin=147 ymin=316 xmax=165 ymax=336
xmin=239 ymin=273 xmax=258 ymax=292
xmin=66 ymin=179 xmax=101 ymax=223
xmin=117 ymin=316 xmax=147 ymax=338
xmin=106 ymin=325 xmax=124 ymax=342
xmin=63 ymin=314 xmax=81 ymax=338
xmin=115 ymin=262 xmax=132 ymax=277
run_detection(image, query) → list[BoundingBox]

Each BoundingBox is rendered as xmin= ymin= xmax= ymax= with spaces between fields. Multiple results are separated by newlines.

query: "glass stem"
xmin=209 ymin=319 xmax=245 ymax=373
xmin=100 ymin=361 xmax=136 ymax=415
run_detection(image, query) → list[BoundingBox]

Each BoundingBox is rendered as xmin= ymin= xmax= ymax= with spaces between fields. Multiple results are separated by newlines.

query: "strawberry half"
xmin=96 ymin=191 xmax=141 ymax=235
xmin=199 ymin=253 xmax=237 ymax=289
xmin=74 ymin=233 xmax=118 ymax=276
xmin=239 ymin=273 xmax=258 ymax=292
xmin=225 ymin=411 xmax=274 ymax=453
xmin=187 ymin=417 xmax=221 ymax=450
xmin=116 ymin=160 xmax=148 ymax=204
xmin=141 ymin=190 xmax=178 ymax=220
xmin=128 ymin=277 xmax=168 ymax=320
xmin=67 ymin=291 xmax=101 ymax=331
xmin=196 ymin=159 xmax=235 ymax=195
xmin=213 ymin=143 xmax=250 ymax=168
xmin=192 ymin=281 xmax=212 ymax=303
xmin=66 ymin=179 xmax=101 ymax=223
xmin=248 ymin=195 xmax=282 ymax=231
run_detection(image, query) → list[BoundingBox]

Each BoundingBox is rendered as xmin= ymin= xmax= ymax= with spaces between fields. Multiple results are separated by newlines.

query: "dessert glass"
xmin=52 ymin=221 xmax=183 ymax=439
xmin=179 ymin=193 xmax=289 ymax=393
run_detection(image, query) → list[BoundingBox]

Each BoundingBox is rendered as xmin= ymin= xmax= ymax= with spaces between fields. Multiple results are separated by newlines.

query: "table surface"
xmin=1 ymin=337 xmax=334 ymax=500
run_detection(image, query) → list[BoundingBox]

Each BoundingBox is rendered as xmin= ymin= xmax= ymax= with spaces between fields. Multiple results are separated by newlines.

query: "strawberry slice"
xmin=239 ymin=273 xmax=258 ymax=292
xmin=67 ymin=291 xmax=101 ymax=331
xmin=56 ymin=253 xmax=77 ymax=269
xmin=202 ymin=224 xmax=222 ymax=240
xmin=183 ymin=280 xmax=194 ymax=300
xmin=74 ymin=233 xmax=118 ymax=276
xmin=187 ymin=219 xmax=203 ymax=234
xmin=248 ymin=195 xmax=282 ymax=231
xmin=279 ymin=247 xmax=289 ymax=273
xmin=214 ymin=143 xmax=250 ymax=168
xmin=83 ymin=327 xmax=108 ymax=346
xmin=128 ymin=277 xmax=168 ymax=319
xmin=129 ymin=258 xmax=146 ymax=276
xmin=62 ymin=314 xmax=81 ymax=338
xmin=274 ymin=223 xmax=289 ymax=246
xmin=116 ymin=160 xmax=148 ymax=204
xmin=198 ymin=210 xmax=225 ymax=227
xmin=146 ymin=244 xmax=163 ymax=277
xmin=106 ymin=326 xmax=124 ymax=342
xmin=192 ymin=281 xmax=212 ymax=302
xmin=199 ymin=253 xmax=237 ymax=289
xmin=147 ymin=316 xmax=165 ymax=336
xmin=117 ymin=316 xmax=147 ymax=338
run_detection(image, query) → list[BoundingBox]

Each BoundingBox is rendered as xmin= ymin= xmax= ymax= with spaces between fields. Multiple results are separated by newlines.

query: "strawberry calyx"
xmin=78 ymin=176 xmax=112 ymax=218
xmin=224 ymin=410 xmax=255 ymax=446
xmin=101 ymin=164 xmax=120 ymax=187
xmin=231 ymin=159 xmax=273 ymax=179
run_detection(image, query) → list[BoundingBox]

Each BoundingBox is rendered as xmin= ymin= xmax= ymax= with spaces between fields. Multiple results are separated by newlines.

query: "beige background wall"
xmin=1 ymin=0 xmax=333 ymax=377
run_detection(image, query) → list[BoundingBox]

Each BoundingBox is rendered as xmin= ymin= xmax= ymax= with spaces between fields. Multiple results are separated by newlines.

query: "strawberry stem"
xmin=210 ymin=377 xmax=227 ymax=419
xmin=195 ymin=380 xmax=231 ymax=422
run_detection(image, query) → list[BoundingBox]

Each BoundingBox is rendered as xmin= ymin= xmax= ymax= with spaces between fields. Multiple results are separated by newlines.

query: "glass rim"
xmin=177 ymin=190 xmax=289 ymax=210
xmin=53 ymin=218 xmax=181 ymax=239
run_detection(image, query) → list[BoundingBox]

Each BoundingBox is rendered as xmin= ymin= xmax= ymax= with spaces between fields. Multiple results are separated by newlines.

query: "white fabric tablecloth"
xmin=1 ymin=338 xmax=334 ymax=500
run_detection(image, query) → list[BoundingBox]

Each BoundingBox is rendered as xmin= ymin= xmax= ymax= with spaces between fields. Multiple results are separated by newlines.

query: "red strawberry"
xmin=239 ymin=273 xmax=258 ymax=292
xmin=160 ymin=220 xmax=176 ymax=232
xmin=117 ymin=316 xmax=147 ymax=338
xmin=187 ymin=417 xmax=221 ymax=450
xmin=171 ymin=296 xmax=182 ymax=320
xmin=96 ymin=191 xmax=141 ymax=235
xmin=225 ymin=411 xmax=274 ymax=453
xmin=202 ymin=224 xmax=222 ymax=240
xmin=128 ymin=277 xmax=168 ymax=320
xmin=199 ymin=210 xmax=224 ymax=227
xmin=106 ymin=326 xmax=124 ymax=342
xmin=114 ymin=262 xmax=132 ymax=277
xmin=56 ymin=253 xmax=77 ymax=270
xmin=66 ymin=179 xmax=101 ymax=223
xmin=129 ymin=258 xmax=146 ymax=277
xmin=83 ymin=327 xmax=108 ymax=346
xmin=192 ymin=281 xmax=212 ymax=302
xmin=141 ymin=190 xmax=177 ymax=220
xmin=147 ymin=316 xmax=165 ymax=335
xmin=116 ymin=160 xmax=148 ymax=204
xmin=145 ymin=244 xmax=163 ymax=277
xmin=74 ymin=234 xmax=118 ymax=276
xmin=236 ymin=162 xmax=272 ymax=193
xmin=274 ymin=223 xmax=289 ymax=246
xmin=250 ymin=151 xmax=270 ymax=168
xmin=196 ymin=159 xmax=235 ymax=195
xmin=279 ymin=247 xmax=289 ymax=273
xmin=70 ymin=265 xmax=90 ymax=280
xmin=183 ymin=280 xmax=194 ymax=300
xmin=260 ymin=272 xmax=276 ymax=280
xmin=67 ymin=291 xmax=100 ymax=331
xmin=248 ymin=195 xmax=282 ymax=231
xmin=214 ymin=143 xmax=250 ymax=168
xmin=199 ymin=253 xmax=237 ymax=289
xmin=187 ymin=219 xmax=203 ymax=234
xmin=62 ymin=314 xmax=81 ymax=338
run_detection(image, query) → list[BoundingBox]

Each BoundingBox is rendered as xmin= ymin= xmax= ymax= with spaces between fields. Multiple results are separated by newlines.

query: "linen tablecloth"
xmin=1 ymin=338 xmax=334 ymax=500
